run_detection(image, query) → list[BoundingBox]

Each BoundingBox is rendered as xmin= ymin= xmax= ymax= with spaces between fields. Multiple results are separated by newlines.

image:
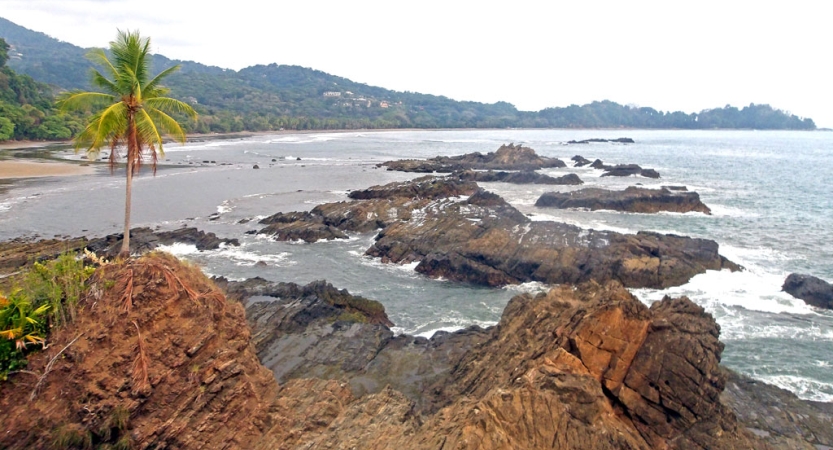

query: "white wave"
xmin=211 ymin=246 xmax=291 ymax=266
xmin=754 ymin=374 xmax=833 ymax=403
xmin=156 ymin=243 xmax=200 ymax=256
xmin=631 ymin=268 xmax=815 ymax=316
xmin=707 ymin=204 xmax=758 ymax=218
xmin=217 ymin=200 xmax=233 ymax=214
xmin=503 ymin=281 xmax=550 ymax=294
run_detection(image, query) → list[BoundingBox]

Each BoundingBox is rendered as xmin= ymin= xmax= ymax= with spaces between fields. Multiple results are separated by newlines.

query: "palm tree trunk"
xmin=120 ymin=157 xmax=133 ymax=258
xmin=120 ymin=109 xmax=138 ymax=258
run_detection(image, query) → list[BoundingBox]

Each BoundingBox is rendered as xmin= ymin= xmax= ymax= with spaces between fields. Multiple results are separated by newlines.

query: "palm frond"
xmin=136 ymin=109 xmax=166 ymax=156
xmin=86 ymin=48 xmax=119 ymax=80
xmin=90 ymin=70 xmax=120 ymax=96
xmin=56 ymin=91 xmax=114 ymax=113
xmin=144 ymin=65 xmax=180 ymax=94
xmin=145 ymin=97 xmax=198 ymax=119
xmin=144 ymin=108 xmax=188 ymax=145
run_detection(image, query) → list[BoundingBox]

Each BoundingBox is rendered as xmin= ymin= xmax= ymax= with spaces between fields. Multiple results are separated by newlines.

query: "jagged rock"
xmin=258 ymin=177 xmax=736 ymax=289
xmin=86 ymin=226 xmax=239 ymax=256
xmin=453 ymin=169 xmax=583 ymax=185
xmin=380 ymin=143 xmax=566 ymax=173
xmin=782 ymin=273 xmax=833 ymax=310
xmin=572 ymin=154 xmax=593 ymax=166
xmin=0 ymin=236 xmax=89 ymax=279
xmin=535 ymin=186 xmax=711 ymax=214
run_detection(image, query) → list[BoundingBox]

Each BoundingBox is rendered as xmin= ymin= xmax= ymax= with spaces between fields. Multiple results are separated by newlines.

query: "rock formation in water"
xmin=380 ymin=143 xmax=567 ymax=173
xmin=572 ymin=154 xmax=593 ymax=166
xmin=535 ymin=186 xmax=712 ymax=214
xmin=782 ymin=273 xmax=833 ymax=310
xmin=453 ymin=169 xmax=583 ymax=185
xmin=567 ymin=137 xmax=635 ymax=144
xmin=258 ymin=176 xmax=737 ymax=289
xmin=590 ymin=159 xmax=661 ymax=178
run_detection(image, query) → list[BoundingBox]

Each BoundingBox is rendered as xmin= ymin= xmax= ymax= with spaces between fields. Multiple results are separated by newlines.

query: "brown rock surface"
xmin=535 ymin=186 xmax=712 ymax=214
xmin=454 ymin=169 xmax=584 ymax=185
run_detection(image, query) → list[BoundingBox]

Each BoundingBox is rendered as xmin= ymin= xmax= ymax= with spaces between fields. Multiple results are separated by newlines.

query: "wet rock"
xmin=535 ymin=186 xmax=711 ymax=214
xmin=252 ymin=164 xmax=259 ymax=169
xmin=453 ymin=169 xmax=583 ymax=185
xmin=380 ymin=143 xmax=566 ymax=173
xmin=782 ymin=273 xmax=833 ymax=310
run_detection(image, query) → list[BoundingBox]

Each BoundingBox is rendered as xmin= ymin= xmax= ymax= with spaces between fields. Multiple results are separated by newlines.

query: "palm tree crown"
xmin=58 ymin=30 xmax=196 ymax=257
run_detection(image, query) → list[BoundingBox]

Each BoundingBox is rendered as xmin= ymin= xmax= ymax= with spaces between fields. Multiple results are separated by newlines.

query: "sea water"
xmin=1 ymin=129 xmax=831 ymax=402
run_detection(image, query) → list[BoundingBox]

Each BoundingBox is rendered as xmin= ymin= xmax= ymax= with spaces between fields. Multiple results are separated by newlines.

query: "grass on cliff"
xmin=0 ymin=252 xmax=96 ymax=380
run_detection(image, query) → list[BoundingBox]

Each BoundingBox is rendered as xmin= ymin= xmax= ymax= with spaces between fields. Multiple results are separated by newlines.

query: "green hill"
xmin=0 ymin=16 xmax=817 ymax=135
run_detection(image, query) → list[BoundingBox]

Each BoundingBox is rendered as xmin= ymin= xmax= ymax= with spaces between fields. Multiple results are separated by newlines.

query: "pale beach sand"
xmin=0 ymin=160 xmax=95 ymax=179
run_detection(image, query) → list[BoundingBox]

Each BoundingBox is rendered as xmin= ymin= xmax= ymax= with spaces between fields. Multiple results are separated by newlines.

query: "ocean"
xmin=1 ymin=129 xmax=831 ymax=402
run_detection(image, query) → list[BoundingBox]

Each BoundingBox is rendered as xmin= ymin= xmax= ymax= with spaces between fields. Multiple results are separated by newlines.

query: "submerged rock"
xmin=380 ymin=143 xmax=566 ymax=173
xmin=782 ymin=273 xmax=833 ymax=310
xmin=567 ymin=137 xmax=635 ymax=144
xmin=535 ymin=186 xmax=712 ymax=214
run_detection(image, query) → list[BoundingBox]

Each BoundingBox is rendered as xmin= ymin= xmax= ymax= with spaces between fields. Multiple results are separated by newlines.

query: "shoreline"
xmin=0 ymin=159 xmax=96 ymax=180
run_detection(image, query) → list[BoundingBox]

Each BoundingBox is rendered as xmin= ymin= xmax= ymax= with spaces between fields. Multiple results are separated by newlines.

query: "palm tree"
xmin=58 ymin=30 xmax=196 ymax=257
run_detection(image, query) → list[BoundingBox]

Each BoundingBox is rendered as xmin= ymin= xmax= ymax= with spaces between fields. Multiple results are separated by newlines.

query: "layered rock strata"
xmin=380 ymin=143 xmax=566 ymax=173
xmin=535 ymin=186 xmax=712 ymax=214
xmin=258 ymin=177 xmax=737 ymax=289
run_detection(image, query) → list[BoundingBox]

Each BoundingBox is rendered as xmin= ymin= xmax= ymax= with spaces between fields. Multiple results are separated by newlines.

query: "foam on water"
xmin=156 ymin=243 xmax=200 ymax=256
xmin=754 ymin=375 xmax=833 ymax=403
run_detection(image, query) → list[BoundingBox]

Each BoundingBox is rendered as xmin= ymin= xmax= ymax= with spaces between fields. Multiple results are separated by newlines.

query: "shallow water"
xmin=2 ymin=129 xmax=831 ymax=401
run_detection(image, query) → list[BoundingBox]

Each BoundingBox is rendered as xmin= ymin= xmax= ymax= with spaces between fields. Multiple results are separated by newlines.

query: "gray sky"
xmin=3 ymin=0 xmax=831 ymax=127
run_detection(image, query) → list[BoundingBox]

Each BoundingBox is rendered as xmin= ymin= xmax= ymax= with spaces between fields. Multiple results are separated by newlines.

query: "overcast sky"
xmin=3 ymin=0 xmax=831 ymax=127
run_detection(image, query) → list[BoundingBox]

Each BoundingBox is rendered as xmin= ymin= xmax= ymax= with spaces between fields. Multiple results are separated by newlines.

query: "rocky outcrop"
xmin=590 ymin=158 xmax=661 ymax=178
xmin=782 ymin=273 xmax=833 ymax=310
xmin=0 ymin=253 xmax=280 ymax=449
xmin=258 ymin=177 xmax=737 ymax=289
xmin=86 ymin=226 xmax=240 ymax=256
xmin=380 ymin=143 xmax=566 ymax=173
xmin=241 ymin=281 xmax=763 ymax=449
xmin=535 ymin=186 xmax=712 ymax=214
xmin=567 ymin=137 xmax=635 ymax=144
xmin=453 ymin=169 xmax=583 ymax=185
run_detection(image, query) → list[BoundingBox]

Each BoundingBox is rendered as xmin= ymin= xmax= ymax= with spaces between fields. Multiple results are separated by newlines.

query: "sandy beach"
xmin=0 ymin=160 xmax=95 ymax=179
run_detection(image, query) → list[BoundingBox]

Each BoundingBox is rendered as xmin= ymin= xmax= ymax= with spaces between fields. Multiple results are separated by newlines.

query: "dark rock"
xmin=380 ymin=143 xmax=566 ymax=173
xmin=453 ymin=169 xmax=583 ymax=185
xmin=296 ymin=157 xmax=302 ymax=161
xmin=271 ymin=158 xmax=277 ymax=162
xmin=590 ymin=159 xmax=661 ymax=178
xmin=782 ymin=273 xmax=833 ymax=310
xmin=254 ymin=261 xmax=268 ymax=267
xmin=572 ymin=155 xmax=592 ymax=166
xmin=86 ymin=227 xmax=239 ymax=256
xmin=238 ymin=218 xmax=251 ymax=224
xmin=253 ymin=164 xmax=260 ymax=169
xmin=535 ymin=186 xmax=711 ymax=214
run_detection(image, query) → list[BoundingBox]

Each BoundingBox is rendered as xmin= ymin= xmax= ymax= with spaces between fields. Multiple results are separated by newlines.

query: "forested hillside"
xmin=0 ymin=37 xmax=83 ymax=141
xmin=0 ymin=16 xmax=817 ymax=138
